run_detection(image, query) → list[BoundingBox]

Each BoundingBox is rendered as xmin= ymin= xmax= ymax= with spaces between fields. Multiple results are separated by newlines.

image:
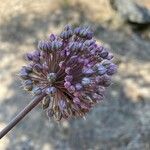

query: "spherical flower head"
xmin=19 ymin=24 xmax=117 ymax=121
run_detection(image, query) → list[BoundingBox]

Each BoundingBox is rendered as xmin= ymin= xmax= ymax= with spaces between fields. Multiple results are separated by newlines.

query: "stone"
xmin=110 ymin=0 xmax=150 ymax=24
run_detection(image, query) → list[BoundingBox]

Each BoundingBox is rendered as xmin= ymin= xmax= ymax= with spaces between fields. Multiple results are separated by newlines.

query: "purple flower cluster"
xmin=19 ymin=25 xmax=117 ymax=121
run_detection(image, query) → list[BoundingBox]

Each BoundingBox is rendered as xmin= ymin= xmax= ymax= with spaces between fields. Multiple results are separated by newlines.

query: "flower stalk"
xmin=0 ymin=93 xmax=46 ymax=139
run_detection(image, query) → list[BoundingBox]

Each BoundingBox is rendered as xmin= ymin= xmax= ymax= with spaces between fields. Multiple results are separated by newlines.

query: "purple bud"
xmin=49 ymin=34 xmax=57 ymax=41
xmin=106 ymin=64 xmax=117 ymax=75
xmin=31 ymin=50 xmax=40 ymax=62
xmin=96 ymin=46 xmax=103 ymax=53
xmin=22 ymin=66 xmax=32 ymax=73
xmin=19 ymin=68 xmax=29 ymax=79
xmin=58 ymin=100 xmax=67 ymax=110
xmin=64 ymin=24 xmax=72 ymax=31
xmin=64 ymin=82 xmax=71 ymax=88
xmin=80 ymin=103 xmax=90 ymax=109
xmin=60 ymin=49 xmax=67 ymax=57
xmin=26 ymin=53 xmax=33 ymax=61
xmin=25 ymin=65 xmax=33 ymax=72
xmin=92 ymin=93 xmax=103 ymax=101
xmin=40 ymin=51 xmax=46 ymax=59
xmin=24 ymin=80 xmax=32 ymax=86
xmin=75 ymin=27 xmax=93 ymax=39
xmin=74 ymin=27 xmax=81 ymax=35
xmin=82 ymin=67 xmax=94 ymax=75
xmin=86 ymin=31 xmax=93 ymax=40
xmin=101 ymin=60 xmax=111 ymax=67
xmin=66 ymin=51 xmax=70 ymax=56
xmin=73 ymin=97 xmax=80 ymax=104
xmin=59 ymin=61 xmax=66 ymax=68
xmin=33 ymin=64 xmax=42 ymax=72
xmin=97 ymin=86 xmax=105 ymax=95
xmin=107 ymin=53 xmax=114 ymax=60
xmin=42 ymin=62 xmax=49 ymax=70
xmin=24 ymin=85 xmax=33 ymax=91
xmin=47 ymin=73 xmax=57 ymax=83
xmin=65 ymin=75 xmax=73 ymax=82
xmin=89 ymin=45 xmax=95 ymax=50
xmin=24 ymin=80 xmax=33 ymax=91
xmin=90 ymin=49 xmax=96 ymax=55
xmin=97 ymin=65 xmax=107 ymax=75
xmin=46 ymin=87 xmax=57 ymax=95
xmin=65 ymin=67 xmax=71 ymax=74
xmin=100 ymin=49 xmax=109 ymax=58
xmin=81 ymin=43 xmax=88 ymax=51
xmin=69 ymin=42 xmax=78 ymax=51
xmin=71 ymin=103 xmax=80 ymax=111
xmin=97 ymin=75 xmax=111 ymax=87
xmin=83 ymin=59 xmax=90 ymax=65
xmin=84 ymin=39 xmax=95 ymax=46
xmin=73 ymin=91 xmax=81 ymax=97
xmin=51 ymin=40 xmax=62 ymax=51
xmin=82 ymin=77 xmax=91 ymax=86
xmin=68 ymin=56 xmax=78 ymax=64
xmin=33 ymin=50 xmax=40 ymax=56
xmin=47 ymin=109 xmax=54 ymax=117
xmin=60 ymin=32 xmax=67 ymax=39
xmin=78 ymin=58 xmax=84 ymax=63
xmin=42 ymin=96 xmax=50 ymax=109
xmin=38 ymin=41 xmax=51 ymax=51
xmin=32 ymin=87 xmax=42 ymax=95
xmin=68 ymin=85 xmax=75 ymax=93
xmin=60 ymin=30 xmax=73 ymax=39
xmin=75 ymin=83 xmax=83 ymax=90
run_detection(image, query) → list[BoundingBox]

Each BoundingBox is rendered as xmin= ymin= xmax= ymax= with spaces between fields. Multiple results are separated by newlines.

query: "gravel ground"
xmin=0 ymin=0 xmax=150 ymax=150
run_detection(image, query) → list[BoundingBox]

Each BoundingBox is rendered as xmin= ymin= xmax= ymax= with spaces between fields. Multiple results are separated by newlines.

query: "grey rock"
xmin=110 ymin=0 xmax=150 ymax=24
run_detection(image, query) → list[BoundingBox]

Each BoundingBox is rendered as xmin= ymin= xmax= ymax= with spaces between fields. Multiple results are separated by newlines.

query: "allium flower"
xmin=19 ymin=25 xmax=117 ymax=121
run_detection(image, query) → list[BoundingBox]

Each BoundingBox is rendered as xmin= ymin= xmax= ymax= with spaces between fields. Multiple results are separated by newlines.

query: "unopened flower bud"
xmin=75 ymin=83 xmax=82 ymax=90
xmin=106 ymin=64 xmax=117 ymax=75
xmin=38 ymin=41 xmax=51 ymax=51
xmin=65 ymin=75 xmax=73 ymax=82
xmin=33 ymin=64 xmax=42 ymax=73
xmin=42 ymin=96 xmax=51 ymax=109
xmin=59 ymin=61 xmax=66 ymax=68
xmin=97 ymin=65 xmax=107 ymax=75
xmin=23 ymin=80 xmax=33 ymax=91
xmin=68 ymin=85 xmax=75 ymax=93
xmin=64 ymin=82 xmax=71 ymax=88
xmin=73 ymin=97 xmax=80 ymax=104
xmin=60 ymin=30 xmax=73 ymax=39
xmin=51 ymin=40 xmax=62 ymax=51
xmin=32 ymin=87 xmax=42 ymax=95
xmin=82 ymin=77 xmax=91 ymax=86
xmin=49 ymin=34 xmax=57 ymax=41
xmin=19 ymin=68 xmax=29 ymax=79
xmin=58 ymin=100 xmax=67 ymax=110
xmin=100 ymin=49 xmax=109 ymax=59
xmin=46 ymin=87 xmax=57 ymax=95
xmin=82 ymin=68 xmax=94 ymax=75
xmin=47 ymin=109 xmax=54 ymax=117
xmin=26 ymin=53 xmax=33 ymax=61
xmin=47 ymin=73 xmax=56 ymax=84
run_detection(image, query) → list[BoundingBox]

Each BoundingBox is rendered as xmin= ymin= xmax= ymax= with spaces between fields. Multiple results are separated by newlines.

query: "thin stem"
xmin=0 ymin=93 xmax=46 ymax=139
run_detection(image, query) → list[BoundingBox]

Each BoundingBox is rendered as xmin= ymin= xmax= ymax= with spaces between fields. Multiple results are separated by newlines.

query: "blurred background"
xmin=0 ymin=0 xmax=150 ymax=149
